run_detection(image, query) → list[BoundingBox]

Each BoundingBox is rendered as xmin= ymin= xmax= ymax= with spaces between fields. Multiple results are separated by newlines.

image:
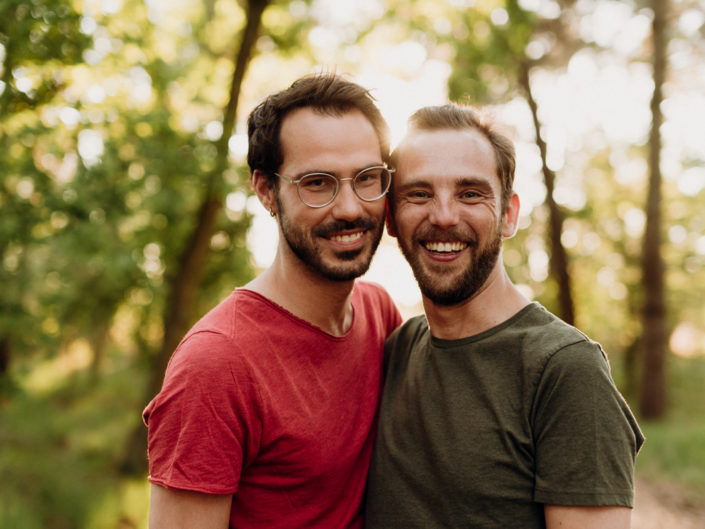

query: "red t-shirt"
xmin=143 ymin=281 xmax=401 ymax=529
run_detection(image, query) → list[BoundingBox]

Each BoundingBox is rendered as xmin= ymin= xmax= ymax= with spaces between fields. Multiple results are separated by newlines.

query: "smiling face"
xmin=389 ymin=127 xmax=518 ymax=306
xmin=268 ymin=107 xmax=387 ymax=281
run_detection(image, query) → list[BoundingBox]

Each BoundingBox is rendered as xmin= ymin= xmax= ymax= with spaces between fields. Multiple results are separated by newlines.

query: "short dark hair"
xmin=247 ymin=73 xmax=390 ymax=187
xmin=391 ymin=104 xmax=515 ymax=208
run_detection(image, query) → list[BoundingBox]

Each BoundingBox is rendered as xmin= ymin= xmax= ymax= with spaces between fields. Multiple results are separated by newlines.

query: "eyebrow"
xmin=455 ymin=176 xmax=494 ymax=188
xmin=293 ymin=162 xmax=385 ymax=179
xmin=395 ymin=179 xmax=432 ymax=191
xmin=396 ymin=176 xmax=494 ymax=190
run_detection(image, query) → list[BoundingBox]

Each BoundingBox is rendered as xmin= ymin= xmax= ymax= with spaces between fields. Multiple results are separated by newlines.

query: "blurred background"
xmin=1 ymin=0 xmax=704 ymax=527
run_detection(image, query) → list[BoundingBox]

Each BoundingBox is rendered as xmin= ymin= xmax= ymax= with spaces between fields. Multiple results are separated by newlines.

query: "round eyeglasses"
xmin=274 ymin=166 xmax=394 ymax=208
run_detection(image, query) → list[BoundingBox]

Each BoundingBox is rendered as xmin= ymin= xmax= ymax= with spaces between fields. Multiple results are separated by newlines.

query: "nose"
xmin=330 ymin=179 xmax=365 ymax=220
xmin=428 ymin=195 xmax=459 ymax=229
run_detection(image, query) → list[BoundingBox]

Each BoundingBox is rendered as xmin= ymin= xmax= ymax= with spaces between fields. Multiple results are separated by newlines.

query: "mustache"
xmin=414 ymin=227 xmax=476 ymax=245
xmin=313 ymin=218 xmax=379 ymax=237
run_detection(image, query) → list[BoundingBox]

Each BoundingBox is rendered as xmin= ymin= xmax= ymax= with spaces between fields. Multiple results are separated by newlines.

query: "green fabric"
xmin=365 ymin=303 xmax=644 ymax=529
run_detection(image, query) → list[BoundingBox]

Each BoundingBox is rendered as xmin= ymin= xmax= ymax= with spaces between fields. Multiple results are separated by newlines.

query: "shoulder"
xmin=353 ymin=280 xmax=402 ymax=329
xmin=382 ymin=315 xmax=428 ymax=374
xmin=166 ymin=290 xmax=279 ymax=378
xmin=513 ymin=306 xmax=625 ymax=406
xmin=353 ymin=280 xmax=395 ymax=305
xmin=515 ymin=303 xmax=590 ymax=341
xmin=386 ymin=314 xmax=428 ymax=351
xmin=511 ymin=303 xmax=605 ymax=364
xmin=188 ymin=289 xmax=273 ymax=336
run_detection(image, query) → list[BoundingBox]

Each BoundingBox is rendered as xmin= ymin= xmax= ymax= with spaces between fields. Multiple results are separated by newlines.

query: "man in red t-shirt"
xmin=143 ymin=73 xmax=402 ymax=529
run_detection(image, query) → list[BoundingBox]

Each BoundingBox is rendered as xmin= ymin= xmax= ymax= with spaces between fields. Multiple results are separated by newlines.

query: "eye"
xmin=403 ymin=189 xmax=432 ymax=203
xmin=356 ymin=169 xmax=382 ymax=186
xmin=300 ymin=174 xmax=335 ymax=192
xmin=460 ymin=189 xmax=483 ymax=202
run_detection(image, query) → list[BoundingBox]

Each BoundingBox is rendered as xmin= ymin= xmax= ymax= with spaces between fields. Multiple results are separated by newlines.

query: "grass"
xmin=632 ymin=354 xmax=705 ymax=499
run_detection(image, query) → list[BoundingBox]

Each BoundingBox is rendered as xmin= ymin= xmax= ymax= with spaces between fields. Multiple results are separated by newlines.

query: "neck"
xmin=244 ymin=248 xmax=356 ymax=337
xmin=423 ymin=265 xmax=530 ymax=340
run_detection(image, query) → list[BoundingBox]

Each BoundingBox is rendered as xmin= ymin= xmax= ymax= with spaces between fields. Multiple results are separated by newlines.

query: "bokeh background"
xmin=1 ymin=0 xmax=704 ymax=527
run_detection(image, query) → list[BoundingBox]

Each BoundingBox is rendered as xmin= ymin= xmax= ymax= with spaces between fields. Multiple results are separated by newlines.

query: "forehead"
xmin=279 ymin=107 xmax=382 ymax=173
xmin=395 ymin=128 xmax=497 ymax=185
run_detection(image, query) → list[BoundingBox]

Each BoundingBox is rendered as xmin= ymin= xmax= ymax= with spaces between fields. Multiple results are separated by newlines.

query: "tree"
xmin=0 ymin=0 xmax=91 ymax=392
xmin=121 ymin=0 xmax=271 ymax=474
xmin=639 ymin=0 xmax=669 ymax=419
xmin=445 ymin=0 xmax=577 ymax=324
xmin=517 ymin=60 xmax=574 ymax=325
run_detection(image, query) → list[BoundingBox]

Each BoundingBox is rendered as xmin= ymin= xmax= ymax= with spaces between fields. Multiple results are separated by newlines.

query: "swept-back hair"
xmin=391 ymin=104 xmax=515 ymax=207
xmin=247 ymin=73 xmax=390 ymax=187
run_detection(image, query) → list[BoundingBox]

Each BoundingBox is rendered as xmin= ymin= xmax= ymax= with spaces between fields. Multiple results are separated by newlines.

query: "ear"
xmin=252 ymin=169 xmax=276 ymax=215
xmin=501 ymin=193 xmax=520 ymax=239
xmin=385 ymin=198 xmax=398 ymax=238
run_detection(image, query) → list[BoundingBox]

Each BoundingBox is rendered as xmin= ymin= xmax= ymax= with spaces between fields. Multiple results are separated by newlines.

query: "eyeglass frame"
xmin=273 ymin=165 xmax=394 ymax=208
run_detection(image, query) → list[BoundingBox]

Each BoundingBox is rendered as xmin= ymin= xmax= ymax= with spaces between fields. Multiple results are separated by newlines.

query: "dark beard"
xmin=276 ymin=196 xmax=384 ymax=282
xmin=399 ymin=226 xmax=502 ymax=306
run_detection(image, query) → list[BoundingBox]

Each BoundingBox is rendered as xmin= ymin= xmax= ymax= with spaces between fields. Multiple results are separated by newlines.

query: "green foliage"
xmin=1 ymin=0 xmax=704 ymax=523
xmin=0 ymin=0 xmax=90 ymax=113
xmin=1 ymin=0 xmax=96 ymax=380
xmin=1 ymin=0 xmax=258 ymax=390
xmin=634 ymin=356 xmax=705 ymax=496
xmin=0 ymin=364 xmax=150 ymax=529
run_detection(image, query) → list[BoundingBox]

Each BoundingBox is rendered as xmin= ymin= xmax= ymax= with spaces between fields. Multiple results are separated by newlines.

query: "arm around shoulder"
xmin=149 ymin=484 xmax=232 ymax=529
xmin=545 ymin=505 xmax=632 ymax=529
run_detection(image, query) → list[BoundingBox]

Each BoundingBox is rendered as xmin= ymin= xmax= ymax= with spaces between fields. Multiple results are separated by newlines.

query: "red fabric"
xmin=143 ymin=281 xmax=401 ymax=529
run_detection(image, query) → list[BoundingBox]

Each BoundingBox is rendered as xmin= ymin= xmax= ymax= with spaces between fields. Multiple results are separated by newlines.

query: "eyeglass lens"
xmin=298 ymin=167 xmax=389 ymax=206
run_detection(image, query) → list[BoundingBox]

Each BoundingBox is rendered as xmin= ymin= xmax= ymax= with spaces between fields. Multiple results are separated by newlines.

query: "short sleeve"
xmin=532 ymin=341 xmax=644 ymax=507
xmin=143 ymin=330 xmax=262 ymax=495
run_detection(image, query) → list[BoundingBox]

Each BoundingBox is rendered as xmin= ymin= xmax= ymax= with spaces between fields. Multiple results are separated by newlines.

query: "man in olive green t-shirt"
xmin=365 ymin=104 xmax=644 ymax=529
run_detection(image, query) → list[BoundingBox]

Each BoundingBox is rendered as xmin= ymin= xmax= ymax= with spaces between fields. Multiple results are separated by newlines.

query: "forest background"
xmin=1 ymin=0 xmax=704 ymax=527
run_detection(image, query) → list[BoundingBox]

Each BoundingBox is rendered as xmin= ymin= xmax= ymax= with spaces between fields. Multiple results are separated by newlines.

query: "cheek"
xmin=365 ymin=199 xmax=387 ymax=218
xmin=393 ymin=210 xmax=423 ymax=239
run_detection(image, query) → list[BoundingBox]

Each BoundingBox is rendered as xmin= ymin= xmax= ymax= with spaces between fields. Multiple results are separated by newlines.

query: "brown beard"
xmin=398 ymin=224 xmax=502 ymax=306
xmin=275 ymin=195 xmax=384 ymax=282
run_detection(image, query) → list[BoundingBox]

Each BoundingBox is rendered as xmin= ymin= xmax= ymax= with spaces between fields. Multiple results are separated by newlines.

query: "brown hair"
xmin=247 ymin=73 xmax=390 ymax=187
xmin=391 ymin=104 xmax=515 ymax=208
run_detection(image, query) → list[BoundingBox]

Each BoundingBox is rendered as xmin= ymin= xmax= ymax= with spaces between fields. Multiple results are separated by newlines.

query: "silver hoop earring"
xmin=269 ymin=208 xmax=276 ymax=217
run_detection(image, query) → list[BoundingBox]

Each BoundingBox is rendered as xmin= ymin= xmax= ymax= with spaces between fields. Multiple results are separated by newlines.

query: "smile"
xmin=424 ymin=241 xmax=467 ymax=253
xmin=329 ymin=231 xmax=365 ymax=243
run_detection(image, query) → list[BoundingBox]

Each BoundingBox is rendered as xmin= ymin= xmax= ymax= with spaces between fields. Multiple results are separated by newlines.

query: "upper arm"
xmin=544 ymin=505 xmax=631 ymax=529
xmin=533 ymin=342 xmax=642 ymax=508
xmin=149 ymin=484 xmax=232 ymax=529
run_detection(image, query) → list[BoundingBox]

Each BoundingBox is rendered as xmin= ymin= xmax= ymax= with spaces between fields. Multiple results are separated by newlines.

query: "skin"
xmin=272 ymin=116 xmax=385 ymax=282
xmin=148 ymin=107 xmax=388 ymax=529
xmin=249 ymin=107 xmax=387 ymax=335
xmin=388 ymin=127 xmax=527 ymax=339
xmin=544 ymin=505 xmax=632 ymax=529
xmin=149 ymin=486 xmax=231 ymax=529
xmin=389 ymin=127 xmax=632 ymax=528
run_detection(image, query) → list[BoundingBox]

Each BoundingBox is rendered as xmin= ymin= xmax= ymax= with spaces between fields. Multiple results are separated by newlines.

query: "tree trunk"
xmin=639 ymin=0 xmax=668 ymax=420
xmin=121 ymin=0 xmax=270 ymax=475
xmin=518 ymin=62 xmax=575 ymax=325
xmin=88 ymin=317 xmax=111 ymax=381
xmin=0 ymin=337 xmax=11 ymax=400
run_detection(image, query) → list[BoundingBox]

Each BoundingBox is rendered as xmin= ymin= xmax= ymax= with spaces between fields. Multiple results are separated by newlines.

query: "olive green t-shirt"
xmin=366 ymin=303 xmax=644 ymax=529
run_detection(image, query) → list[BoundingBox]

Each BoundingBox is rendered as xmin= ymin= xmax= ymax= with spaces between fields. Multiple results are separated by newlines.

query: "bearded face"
xmin=396 ymin=222 xmax=503 ymax=306
xmin=276 ymin=192 xmax=385 ymax=281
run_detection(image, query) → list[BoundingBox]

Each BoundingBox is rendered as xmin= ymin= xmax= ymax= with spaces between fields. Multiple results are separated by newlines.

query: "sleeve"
xmin=143 ymin=330 xmax=262 ymax=495
xmin=531 ymin=341 xmax=644 ymax=507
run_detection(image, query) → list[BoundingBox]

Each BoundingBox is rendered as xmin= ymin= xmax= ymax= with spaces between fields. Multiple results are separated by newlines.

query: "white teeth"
xmin=425 ymin=241 xmax=466 ymax=252
xmin=330 ymin=232 xmax=363 ymax=243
